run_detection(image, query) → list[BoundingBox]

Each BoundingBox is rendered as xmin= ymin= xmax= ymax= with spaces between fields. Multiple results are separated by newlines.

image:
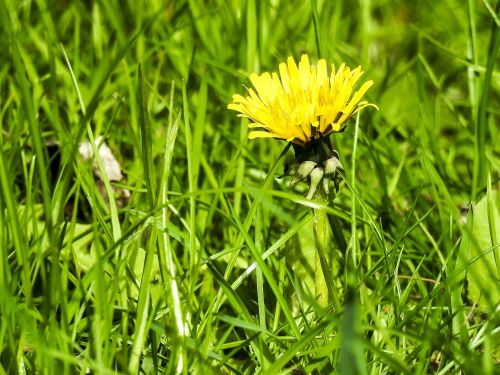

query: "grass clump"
xmin=0 ymin=0 xmax=498 ymax=373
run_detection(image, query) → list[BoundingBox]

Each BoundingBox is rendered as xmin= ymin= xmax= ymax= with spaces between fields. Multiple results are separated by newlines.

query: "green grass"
xmin=0 ymin=0 xmax=499 ymax=373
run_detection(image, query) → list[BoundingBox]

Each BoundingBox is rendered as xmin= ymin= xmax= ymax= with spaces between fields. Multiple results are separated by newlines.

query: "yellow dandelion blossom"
xmin=228 ymin=54 xmax=376 ymax=147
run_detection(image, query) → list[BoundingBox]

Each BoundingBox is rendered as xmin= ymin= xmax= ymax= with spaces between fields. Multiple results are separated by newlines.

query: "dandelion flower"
xmin=229 ymin=54 xmax=377 ymax=199
xmin=229 ymin=55 xmax=377 ymax=305
xmin=228 ymin=54 xmax=376 ymax=147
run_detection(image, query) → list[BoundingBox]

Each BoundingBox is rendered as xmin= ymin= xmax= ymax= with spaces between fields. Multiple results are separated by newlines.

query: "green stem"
xmin=313 ymin=192 xmax=341 ymax=311
xmin=314 ymin=228 xmax=328 ymax=307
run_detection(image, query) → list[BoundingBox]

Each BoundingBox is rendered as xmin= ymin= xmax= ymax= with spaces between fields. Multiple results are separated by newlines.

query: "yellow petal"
xmin=338 ymin=80 xmax=374 ymax=123
xmin=279 ymin=63 xmax=290 ymax=93
xmin=248 ymin=131 xmax=280 ymax=139
xmin=299 ymin=55 xmax=311 ymax=89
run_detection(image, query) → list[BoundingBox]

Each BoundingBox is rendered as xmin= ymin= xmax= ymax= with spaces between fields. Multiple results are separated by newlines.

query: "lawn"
xmin=0 ymin=0 xmax=499 ymax=373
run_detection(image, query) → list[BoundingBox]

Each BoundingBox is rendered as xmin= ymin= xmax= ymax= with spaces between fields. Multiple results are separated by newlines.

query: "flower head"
xmin=228 ymin=54 xmax=376 ymax=147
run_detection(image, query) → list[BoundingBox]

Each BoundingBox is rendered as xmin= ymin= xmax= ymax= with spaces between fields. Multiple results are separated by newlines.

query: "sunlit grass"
xmin=0 ymin=0 xmax=498 ymax=373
